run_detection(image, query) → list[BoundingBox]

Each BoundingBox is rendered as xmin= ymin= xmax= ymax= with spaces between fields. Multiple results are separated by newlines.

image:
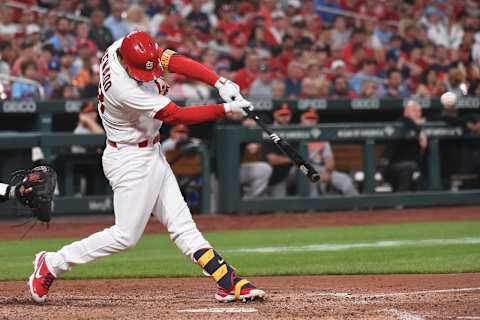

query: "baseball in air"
xmin=440 ymin=92 xmax=457 ymax=108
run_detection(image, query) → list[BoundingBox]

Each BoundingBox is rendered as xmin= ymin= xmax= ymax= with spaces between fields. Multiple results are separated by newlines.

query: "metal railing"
xmin=0 ymin=74 xmax=45 ymax=100
xmin=314 ymin=4 xmax=400 ymax=27
xmin=2 ymin=1 xmax=90 ymax=23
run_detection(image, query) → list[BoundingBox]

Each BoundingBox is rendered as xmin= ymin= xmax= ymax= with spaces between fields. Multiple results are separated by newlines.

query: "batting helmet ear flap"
xmin=119 ymin=31 xmax=163 ymax=82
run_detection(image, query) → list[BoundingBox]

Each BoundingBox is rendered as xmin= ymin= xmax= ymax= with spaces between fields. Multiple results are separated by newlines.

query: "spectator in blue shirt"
xmin=349 ymin=58 xmax=382 ymax=95
xmin=284 ymin=61 xmax=305 ymax=98
xmin=382 ymin=69 xmax=410 ymax=97
xmin=47 ymin=17 xmax=76 ymax=53
xmin=11 ymin=61 xmax=39 ymax=100
xmin=374 ymin=20 xmax=393 ymax=45
xmin=104 ymin=2 xmax=131 ymax=41
xmin=43 ymin=60 xmax=62 ymax=99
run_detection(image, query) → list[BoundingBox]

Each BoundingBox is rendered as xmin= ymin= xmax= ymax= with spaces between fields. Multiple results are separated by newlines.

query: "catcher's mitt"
xmin=11 ymin=166 xmax=57 ymax=223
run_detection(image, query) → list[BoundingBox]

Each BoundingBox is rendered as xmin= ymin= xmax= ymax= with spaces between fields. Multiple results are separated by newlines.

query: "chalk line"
xmin=177 ymin=307 xmax=258 ymax=313
xmin=224 ymin=237 xmax=480 ymax=254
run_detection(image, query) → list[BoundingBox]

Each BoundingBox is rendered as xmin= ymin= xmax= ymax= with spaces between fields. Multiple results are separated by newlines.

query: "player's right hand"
xmin=224 ymin=98 xmax=253 ymax=116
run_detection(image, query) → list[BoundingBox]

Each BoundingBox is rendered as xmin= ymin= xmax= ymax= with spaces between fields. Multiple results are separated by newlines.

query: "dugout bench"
xmin=215 ymin=122 xmax=480 ymax=213
xmin=0 ymin=133 xmax=211 ymax=217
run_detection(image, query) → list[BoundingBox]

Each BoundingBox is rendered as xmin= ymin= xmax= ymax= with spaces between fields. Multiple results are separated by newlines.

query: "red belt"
xmin=108 ymin=134 xmax=160 ymax=148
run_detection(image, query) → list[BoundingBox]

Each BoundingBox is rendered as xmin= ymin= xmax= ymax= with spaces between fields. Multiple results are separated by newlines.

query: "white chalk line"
xmin=224 ymin=237 xmax=480 ymax=254
xmin=304 ymin=287 xmax=480 ymax=298
xmin=177 ymin=307 xmax=257 ymax=313
xmin=384 ymin=308 xmax=425 ymax=320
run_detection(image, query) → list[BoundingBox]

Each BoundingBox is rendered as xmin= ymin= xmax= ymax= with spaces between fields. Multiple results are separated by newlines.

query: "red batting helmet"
xmin=119 ymin=31 xmax=162 ymax=82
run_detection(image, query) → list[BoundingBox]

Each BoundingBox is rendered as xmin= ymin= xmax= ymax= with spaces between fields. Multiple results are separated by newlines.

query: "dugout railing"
xmin=215 ymin=122 xmax=480 ymax=213
xmin=0 ymin=133 xmax=211 ymax=217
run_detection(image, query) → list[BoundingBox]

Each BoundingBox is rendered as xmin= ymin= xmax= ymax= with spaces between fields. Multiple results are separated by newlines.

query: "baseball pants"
xmin=313 ymin=170 xmax=359 ymax=196
xmin=46 ymin=142 xmax=210 ymax=276
xmin=240 ymin=162 xmax=272 ymax=198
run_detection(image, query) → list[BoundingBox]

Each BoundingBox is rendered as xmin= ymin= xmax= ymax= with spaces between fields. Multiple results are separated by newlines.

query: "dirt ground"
xmin=1 ymin=274 xmax=479 ymax=320
xmin=1 ymin=206 xmax=480 ymax=319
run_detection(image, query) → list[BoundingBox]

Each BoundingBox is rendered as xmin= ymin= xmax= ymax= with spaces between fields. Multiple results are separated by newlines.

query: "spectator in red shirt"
xmin=343 ymin=28 xmax=374 ymax=65
xmin=404 ymin=46 xmax=428 ymax=90
xmin=159 ymin=7 xmax=185 ymax=49
xmin=233 ymin=51 xmax=259 ymax=95
xmin=217 ymin=4 xmax=242 ymax=39
xmin=421 ymin=68 xmax=446 ymax=97
xmin=269 ymin=11 xmax=287 ymax=45
xmin=257 ymin=0 xmax=276 ymax=28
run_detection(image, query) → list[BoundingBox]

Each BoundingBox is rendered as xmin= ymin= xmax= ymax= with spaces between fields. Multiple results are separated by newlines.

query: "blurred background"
xmin=0 ymin=0 xmax=479 ymax=216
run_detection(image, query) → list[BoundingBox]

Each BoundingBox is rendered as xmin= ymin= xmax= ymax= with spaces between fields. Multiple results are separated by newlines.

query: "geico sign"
xmin=2 ymin=101 xmax=37 ymax=113
xmin=351 ymin=98 xmax=380 ymax=110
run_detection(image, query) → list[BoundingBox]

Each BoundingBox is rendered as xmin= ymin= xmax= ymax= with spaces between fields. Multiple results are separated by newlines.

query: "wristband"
xmin=214 ymin=77 xmax=228 ymax=89
xmin=0 ymin=183 xmax=8 ymax=197
xmin=160 ymin=49 xmax=176 ymax=72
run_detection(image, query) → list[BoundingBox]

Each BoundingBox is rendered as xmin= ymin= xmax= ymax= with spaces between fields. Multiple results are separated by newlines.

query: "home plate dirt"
xmin=1 ymin=273 xmax=479 ymax=319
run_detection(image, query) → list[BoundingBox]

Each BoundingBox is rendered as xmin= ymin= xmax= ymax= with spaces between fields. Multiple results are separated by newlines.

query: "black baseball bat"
xmin=243 ymin=107 xmax=320 ymax=183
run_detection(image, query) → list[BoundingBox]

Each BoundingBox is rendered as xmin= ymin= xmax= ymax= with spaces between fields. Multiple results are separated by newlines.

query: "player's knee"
xmin=260 ymin=162 xmax=273 ymax=178
xmin=112 ymin=228 xmax=141 ymax=250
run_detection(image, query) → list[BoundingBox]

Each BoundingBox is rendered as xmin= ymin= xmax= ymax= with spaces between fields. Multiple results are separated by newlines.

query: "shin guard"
xmin=193 ymin=248 xmax=254 ymax=292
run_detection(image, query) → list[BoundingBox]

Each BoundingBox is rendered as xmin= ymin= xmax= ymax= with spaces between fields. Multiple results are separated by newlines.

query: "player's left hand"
xmin=11 ymin=166 xmax=57 ymax=223
xmin=215 ymin=77 xmax=243 ymax=102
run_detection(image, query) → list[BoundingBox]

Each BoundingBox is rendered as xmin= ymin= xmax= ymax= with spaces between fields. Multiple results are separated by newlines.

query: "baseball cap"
xmin=274 ymin=104 xmax=292 ymax=116
xmin=120 ymin=31 xmax=162 ymax=82
xmin=292 ymin=15 xmax=305 ymax=27
xmin=288 ymin=0 xmax=301 ymax=9
xmin=425 ymin=6 xmax=441 ymax=16
xmin=385 ymin=48 xmax=400 ymax=61
xmin=48 ymin=59 xmax=60 ymax=71
xmin=172 ymin=124 xmax=189 ymax=133
xmin=301 ymin=108 xmax=318 ymax=120
xmin=331 ymin=59 xmax=346 ymax=70
xmin=272 ymin=10 xmax=285 ymax=20
xmin=220 ymin=4 xmax=233 ymax=12
xmin=215 ymin=63 xmax=230 ymax=74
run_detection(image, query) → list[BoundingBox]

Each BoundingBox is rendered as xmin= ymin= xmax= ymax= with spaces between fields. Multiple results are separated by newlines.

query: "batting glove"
xmin=224 ymin=98 xmax=253 ymax=116
xmin=215 ymin=77 xmax=244 ymax=102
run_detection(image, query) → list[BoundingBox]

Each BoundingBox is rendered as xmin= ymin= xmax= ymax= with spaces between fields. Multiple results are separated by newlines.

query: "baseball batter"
xmin=28 ymin=31 xmax=265 ymax=303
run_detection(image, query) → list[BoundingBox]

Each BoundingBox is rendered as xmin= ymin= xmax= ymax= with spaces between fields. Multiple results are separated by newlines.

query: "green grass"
xmin=1 ymin=221 xmax=479 ymax=281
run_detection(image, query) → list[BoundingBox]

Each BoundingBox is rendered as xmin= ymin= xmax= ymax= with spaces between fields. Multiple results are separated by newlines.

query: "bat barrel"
xmin=242 ymin=106 xmax=320 ymax=184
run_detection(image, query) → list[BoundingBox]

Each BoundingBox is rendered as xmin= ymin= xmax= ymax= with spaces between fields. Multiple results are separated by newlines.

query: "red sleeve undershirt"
xmin=167 ymin=54 xmax=220 ymax=86
xmin=154 ymin=101 xmax=225 ymax=124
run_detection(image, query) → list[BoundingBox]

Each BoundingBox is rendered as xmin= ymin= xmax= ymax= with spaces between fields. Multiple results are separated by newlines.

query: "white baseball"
xmin=440 ymin=92 xmax=457 ymax=108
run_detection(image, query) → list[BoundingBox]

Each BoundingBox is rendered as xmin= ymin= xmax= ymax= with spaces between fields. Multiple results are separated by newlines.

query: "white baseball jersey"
xmin=43 ymin=36 xmax=212 ymax=283
xmin=97 ymin=39 xmax=171 ymax=144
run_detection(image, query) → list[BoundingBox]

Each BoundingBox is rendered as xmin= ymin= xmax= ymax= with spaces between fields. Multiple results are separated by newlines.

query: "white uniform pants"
xmin=240 ymin=162 xmax=272 ymax=198
xmin=46 ymin=143 xmax=210 ymax=276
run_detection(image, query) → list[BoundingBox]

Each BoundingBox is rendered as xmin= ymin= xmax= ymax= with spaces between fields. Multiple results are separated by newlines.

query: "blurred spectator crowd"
xmin=0 ymin=0 xmax=479 ymax=101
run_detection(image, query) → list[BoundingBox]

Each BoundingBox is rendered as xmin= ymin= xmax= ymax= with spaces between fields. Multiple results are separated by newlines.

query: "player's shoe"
xmin=215 ymin=279 xmax=266 ymax=303
xmin=28 ymin=251 xmax=56 ymax=303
